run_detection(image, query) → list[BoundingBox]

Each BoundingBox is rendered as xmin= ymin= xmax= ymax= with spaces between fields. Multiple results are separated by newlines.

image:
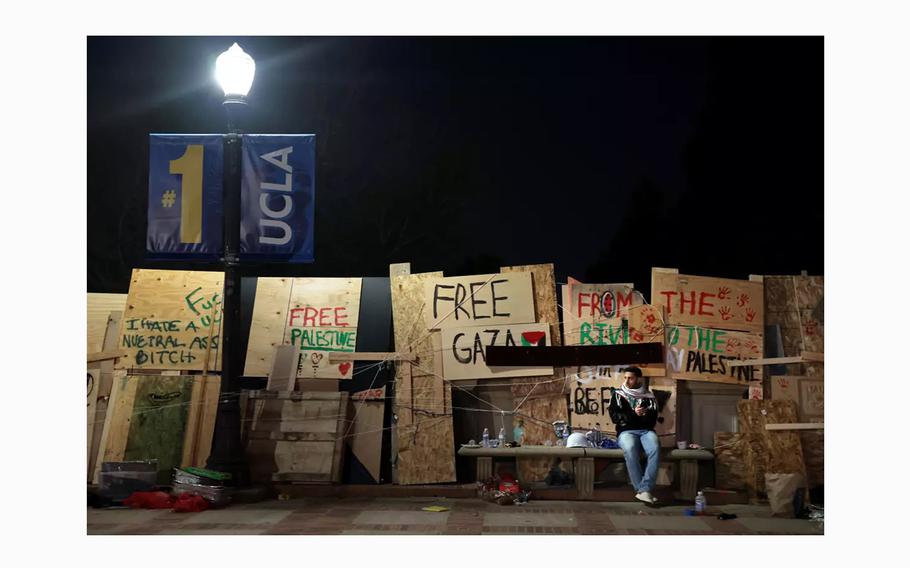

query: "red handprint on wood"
xmin=718 ymin=286 xmax=731 ymax=300
xmin=631 ymin=330 xmax=644 ymax=343
xmin=744 ymin=308 xmax=756 ymax=322
xmin=719 ymin=306 xmax=732 ymax=320
xmin=737 ymin=293 xmax=750 ymax=307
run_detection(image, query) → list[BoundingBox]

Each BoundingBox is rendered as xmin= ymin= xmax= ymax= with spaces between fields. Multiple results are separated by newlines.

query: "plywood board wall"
xmin=116 ymin=269 xmax=224 ymax=372
xmin=244 ymin=277 xmax=363 ymax=379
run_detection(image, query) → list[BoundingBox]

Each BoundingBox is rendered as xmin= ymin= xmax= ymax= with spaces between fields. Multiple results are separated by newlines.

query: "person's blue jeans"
xmin=618 ymin=429 xmax=660 ymax=493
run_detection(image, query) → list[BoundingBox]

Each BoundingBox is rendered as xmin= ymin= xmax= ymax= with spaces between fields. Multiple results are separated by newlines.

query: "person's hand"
xmin=635 ymin=406 xmax=647 ymax=416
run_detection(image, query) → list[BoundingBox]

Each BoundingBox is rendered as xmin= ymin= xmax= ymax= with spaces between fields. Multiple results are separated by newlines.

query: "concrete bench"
xmin=457 ymin=446 xmax=714 ymax=500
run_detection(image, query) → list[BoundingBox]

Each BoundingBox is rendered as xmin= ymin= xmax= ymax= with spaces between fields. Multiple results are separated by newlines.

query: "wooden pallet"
xmin=242 ymin=390 xmax=350 ymax=484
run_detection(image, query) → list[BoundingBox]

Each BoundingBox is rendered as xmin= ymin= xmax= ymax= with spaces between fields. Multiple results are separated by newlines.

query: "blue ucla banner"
xmin=147 ymin=134 xmax=224 ymax=259
xmin=240 ymin=134 xmax=315 ymax=263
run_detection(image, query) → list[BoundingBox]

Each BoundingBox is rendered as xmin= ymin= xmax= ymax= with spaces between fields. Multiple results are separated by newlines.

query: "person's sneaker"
xmin=635 ymin=492 xmax=655 ymax=504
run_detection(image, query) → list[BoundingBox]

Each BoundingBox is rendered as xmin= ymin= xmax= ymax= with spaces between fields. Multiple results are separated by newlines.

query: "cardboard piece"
xmin=424 ymin=272 xmax=535 ymax=330
xmin=440 ymin=323 xmax=553 ymax=380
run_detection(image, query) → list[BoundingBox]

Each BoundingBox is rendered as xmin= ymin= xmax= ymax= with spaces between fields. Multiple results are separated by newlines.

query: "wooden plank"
xmin=765 ymin=423 xmax=824 ymax=431
xmin=728 ymin=356 xmax=806 ymax=367
xmin=764 ymin=275 xmax=824 ymax=377
xmin=423 ymin=272 xmax=535 ymax=330
xmin=266 ymin=344 xmax=298 ymax=391
xmin=486 ymin=343 xmax=663 ymax=367
xmin=441 ymin=323 xmax=554 ymax=380
xmin=348 ymin=386 xmax=386 ymax=483
xmin=244 ymin=277 xmax=294 ymax=376
xmin=666 ymin=326 xmax=763 ymax=384
xmin=651 ymin=268 xmax=764 ymax=334
xmin=92 ymin=370 xmax=135 ymax=483
xmin=332 ymin=394 xmax=350 ymax=483
xmin=87 ymin=293 xmax=128 ymax=354
xmin=86 ymin=370 xmax=100 ymax=481
xmin=88 ymin=312 xmax=122 ymax=482
xmin=87 ymin=350 xmax=126 ymax=364
xmin=801 ymin=351 xmax=824 ymax=363
xmin=328 ymin=352 xmax=416 ymax=363
xmin=178 ymin=374 xmax=221 ymax=468
xmin=191 ymin=375 xmax=221 ymax=467
xmin=117 ymin=269 xmax=224 ymax=372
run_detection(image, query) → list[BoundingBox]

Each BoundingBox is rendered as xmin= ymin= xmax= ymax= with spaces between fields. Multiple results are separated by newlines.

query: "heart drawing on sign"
xmin=520 ymin=331 xmax=546 ymax=347
xmin=339 ymin=362 xmax=352 ymax=375
xmin=310 ymin=352 xmax=324 ymax=365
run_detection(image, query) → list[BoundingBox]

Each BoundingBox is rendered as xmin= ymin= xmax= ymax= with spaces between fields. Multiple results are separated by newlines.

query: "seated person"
xmin=608 ymin=366 xmax=660 ymax=504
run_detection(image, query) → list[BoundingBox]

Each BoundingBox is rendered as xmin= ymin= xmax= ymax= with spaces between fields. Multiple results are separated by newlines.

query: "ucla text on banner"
xmin=147 ymin=134 xmax=224 ymax=259
xmin=240 ymin=134 xmax=316 ymax=263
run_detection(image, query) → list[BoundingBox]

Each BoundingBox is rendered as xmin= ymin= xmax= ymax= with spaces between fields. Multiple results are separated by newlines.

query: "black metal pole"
xmin=205 ymin=100 xmax=249 ymax=485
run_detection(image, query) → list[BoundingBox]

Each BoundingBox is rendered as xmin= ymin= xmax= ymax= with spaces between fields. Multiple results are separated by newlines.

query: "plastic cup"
xmin=677 ymin=441 xmax=688 ymax=450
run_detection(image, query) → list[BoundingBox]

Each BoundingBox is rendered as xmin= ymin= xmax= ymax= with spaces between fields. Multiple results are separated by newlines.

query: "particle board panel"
xmin=652 ymin=268 xmax=764 ymax=334
xmin=87 ymin=293 xmax=128 ymax=354
xmin=713 ymin=432 xmax=748 ymax=491
xmin=116 ymin=269 xmax=224 ymax=372
xmin=390 ymin=268 xmax=456 ymax=485
xmin=764 ymin=275 xmax=824 ymax=377
xmin=737 ymin=400 xmax=806 ymax=495
xmin=244 ymin=277 xmax=294 ymax=376
xmin=348 ymin=386 xmax=386 ymax=483
xmin=513 ymin=394 xmax=568 ymax=482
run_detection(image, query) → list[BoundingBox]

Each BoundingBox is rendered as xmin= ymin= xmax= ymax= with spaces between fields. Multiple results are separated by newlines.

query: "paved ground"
xmin=87 ymin=497 xmax=824 ymax=535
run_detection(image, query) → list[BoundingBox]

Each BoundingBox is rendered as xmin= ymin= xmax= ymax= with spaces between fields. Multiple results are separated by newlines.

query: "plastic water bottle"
xmin=498 ymin=427 xmax=506 ymax=446
xmin=695 ymin=491 xmax=707 ymax=514
xmin=513 ymin=420 xmax=525 ymax=445
xmin=482 ymin=428 xmax=490 ymax=448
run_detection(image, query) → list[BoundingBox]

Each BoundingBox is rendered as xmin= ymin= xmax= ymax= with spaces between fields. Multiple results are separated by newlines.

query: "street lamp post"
xmin=206 ymin=43 xmax=256 ymax=485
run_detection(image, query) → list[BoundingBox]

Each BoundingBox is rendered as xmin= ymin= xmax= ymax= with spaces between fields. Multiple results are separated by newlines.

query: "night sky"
xmin=87 ymin=36 xmax=823 ymax=299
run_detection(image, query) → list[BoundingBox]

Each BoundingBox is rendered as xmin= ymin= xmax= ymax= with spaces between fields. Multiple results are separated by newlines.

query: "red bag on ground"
xmin=123 ymin=491 xmax=175 ymax=509
xmin=172 ymin=493 xmax=209 ymax=513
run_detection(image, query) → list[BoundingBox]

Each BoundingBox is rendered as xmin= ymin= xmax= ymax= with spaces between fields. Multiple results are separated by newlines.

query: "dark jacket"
xmin=608 ymin=388 xmax=658 ymax=435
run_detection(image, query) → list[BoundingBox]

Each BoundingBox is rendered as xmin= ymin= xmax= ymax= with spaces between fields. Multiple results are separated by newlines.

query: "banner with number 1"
xmin=147 ymin=134 xmax=224 ymax=259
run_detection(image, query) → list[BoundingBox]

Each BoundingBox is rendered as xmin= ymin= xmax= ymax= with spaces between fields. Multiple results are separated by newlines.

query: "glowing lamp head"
xmin=215 ymin=43 xmax=255 ymax=99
